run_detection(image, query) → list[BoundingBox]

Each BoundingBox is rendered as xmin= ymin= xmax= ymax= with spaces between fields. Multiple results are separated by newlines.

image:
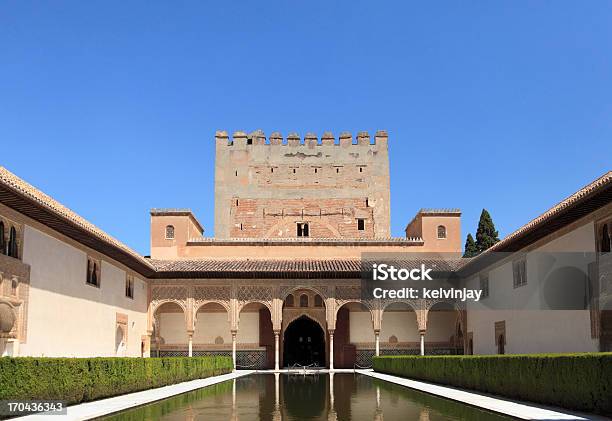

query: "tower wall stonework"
xmin=214 ymin=130 xmax=391 ymax=239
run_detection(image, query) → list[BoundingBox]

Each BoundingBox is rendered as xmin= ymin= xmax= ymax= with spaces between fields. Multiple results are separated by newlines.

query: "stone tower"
xmin=214 ymin=130 xmax=391 ymax=239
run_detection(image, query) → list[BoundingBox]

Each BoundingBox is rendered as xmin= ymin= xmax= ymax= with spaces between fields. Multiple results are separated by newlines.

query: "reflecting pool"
xmin=101 ymin=373 xmax=512 ymax=421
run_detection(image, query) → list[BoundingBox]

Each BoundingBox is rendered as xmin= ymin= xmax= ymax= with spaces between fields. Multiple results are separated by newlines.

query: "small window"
xmin=285 ymin=294 xmax=295 ymax=308
xmin=11 ymin=277 xmax=18 ymax=295
xmin=165 ymin=225 xmax=175 ymax=239
xmin=314 ymin=295 xmax=323 ymax=307
xmin=297 ymin=222 xmax=309 ymax=237
xmin=336 ymin=168 xmax=339 ymax=173
xmin=601 ymin=224 xmax=611 ymax=254
xmin=8 ymin=226 xmax=18 ymax=258
xmin=271 ymin=167 xmax=274 ymax=173
xmin=314 ymin=168 xmax=318 ymax=174
xmin=247 ymin=138 xmax=253 ymax=145
xmin=236 ymin=199 xmax=239 ymax=206
xmin=300 ymin=294 xmax=309 ymax=307
xmin=86 ymin=258 xmax=100 ymax=287
xmin=0 ymin=221 xmax=4 ymax=255
xmin=359 ymin=167 xmax=363 ymax=173
xmin=357 ymin=219 xmax=365 ymax=231
xmin=125 ymin=275 xmax=134 ymax=299
xmin=240 ymin=223 xmax=243 ymax=231
xmin=437 ymin=225 xmax=447 ymax=239
xmin=512 ymin=258 xmax=527 ymax=288
xmin=365 ymin=198 xmax=369 ymax=207
xmin=479 ymin=274 xmax=489 ymax=299
xmin=293 ymin=168 xmax=296 ymax=174
xmin=235 ymin=170 xmax=238 ymax=176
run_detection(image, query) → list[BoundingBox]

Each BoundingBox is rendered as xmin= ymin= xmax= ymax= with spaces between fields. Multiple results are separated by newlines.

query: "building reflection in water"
xmin=99 ymin=373 xmax=511 ymax=421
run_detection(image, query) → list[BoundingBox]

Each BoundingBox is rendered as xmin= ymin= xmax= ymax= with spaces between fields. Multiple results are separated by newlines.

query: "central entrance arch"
xmin=283 ymin=316 xmax=325 ymax=367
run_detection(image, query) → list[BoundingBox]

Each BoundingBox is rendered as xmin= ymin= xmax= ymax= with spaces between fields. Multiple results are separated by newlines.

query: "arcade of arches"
xmin=149 ymin=282 xmax=465 ymax=369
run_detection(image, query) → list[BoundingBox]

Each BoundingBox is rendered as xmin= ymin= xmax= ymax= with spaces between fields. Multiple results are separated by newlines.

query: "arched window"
xmin=601 ymin=224 xmax=611 ymax=254
xmin=285 ymin=294 xmax=294 ymax=308
xmin=8 ymin=226 xmax=18 ymax=258
xmin=300 ymin=294 xmax=309 ymax=307
xmin=314 ymin=295 xmax=323 ymax=307
xmin=437 ymin=225 xmax=447 ymax=239
xmin=165 ymin=225 xmax=175 ymax=239
xmin=0 ymin=221 xmax=5 ymax=255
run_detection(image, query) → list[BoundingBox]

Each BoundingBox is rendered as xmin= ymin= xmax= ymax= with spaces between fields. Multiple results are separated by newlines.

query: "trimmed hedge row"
xmin=0 ymin=356 xmax=233 ymax=405
xmin=373 ymin=353 xmax=612 ymax=416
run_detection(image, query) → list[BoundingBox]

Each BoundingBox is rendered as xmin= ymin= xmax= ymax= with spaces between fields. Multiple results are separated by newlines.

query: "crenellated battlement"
xmin=215 ymin=130 xmax=388 ymax=147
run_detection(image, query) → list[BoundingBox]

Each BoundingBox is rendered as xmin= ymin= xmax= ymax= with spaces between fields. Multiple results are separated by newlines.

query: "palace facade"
xmin=0 ymin=130 xmax=610 ymax=368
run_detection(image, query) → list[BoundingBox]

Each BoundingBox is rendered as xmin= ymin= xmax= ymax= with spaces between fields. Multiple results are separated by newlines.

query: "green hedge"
xmin=373 ymin=353 xmax=612 ymax=416
xmin=0 ymin=356 xmax=233 ymax=405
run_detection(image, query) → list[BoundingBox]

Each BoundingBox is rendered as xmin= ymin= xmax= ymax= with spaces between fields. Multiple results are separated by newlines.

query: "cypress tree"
xmin=475 ymin=209 xmax=500 ymax=252
xmin=463 ymin=233 xmax=478 ymax=258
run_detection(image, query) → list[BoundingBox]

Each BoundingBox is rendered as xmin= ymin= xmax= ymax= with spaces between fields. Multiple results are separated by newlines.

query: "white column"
xmin=375 ymin=331 xmax=380 ymax=357
xmin=329 ymin=372 xmax=335 ymax=408
xmin=274 ymin=331 xmax=280 ymax=371
xmin=420 ymin=331 xmax=425 ymax=356
xmin=232 ymin=331 xmax=237 ymax=370
xmin=329 ymin=331 xmax=334 ymax=370
xmin=188 ymin=334 xmax=193 ymax=357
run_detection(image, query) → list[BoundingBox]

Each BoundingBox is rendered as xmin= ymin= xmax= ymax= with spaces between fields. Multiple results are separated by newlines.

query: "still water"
xmin=101 ymin=373 xmax=512 ymax=421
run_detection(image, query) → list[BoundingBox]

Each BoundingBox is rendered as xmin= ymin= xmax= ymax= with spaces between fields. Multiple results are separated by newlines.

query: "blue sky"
xmin=1 ymin=1 xmax=611 ymax=255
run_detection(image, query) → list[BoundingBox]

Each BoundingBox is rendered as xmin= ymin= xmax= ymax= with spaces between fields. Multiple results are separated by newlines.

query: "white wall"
xmin=466 ymin=221 xmax=599 ymax=354
xmin=380 ymin=311 xmax=419 ymax=342
xmin=349 ymin=311 xmax=375 ymax=342
xmin=194 ymin=312 xmax=231 ymax=344
xmin=237 ymin=312 xmax=259 ymax=343
xmin=20 ymin=225 xmax=148 ymax=357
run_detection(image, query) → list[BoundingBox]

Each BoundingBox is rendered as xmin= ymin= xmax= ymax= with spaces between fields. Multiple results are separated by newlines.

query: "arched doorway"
xmin=283 ymin=316 xmax=325 ymax=367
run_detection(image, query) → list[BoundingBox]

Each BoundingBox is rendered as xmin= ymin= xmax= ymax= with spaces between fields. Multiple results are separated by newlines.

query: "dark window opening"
xmin=480 ymin=275 xmax=489 ymax=298
xmin=437 ymin=225 xmax=447 ymax=239
xmin=300 ymin=294 xmax=309 ymax=307
xmin=336 ymin=168 xmax=339 ymax=173
xmin=297 ymin=223 xmax=309 ymax=237
xmin=314 ymin=295 xmax=323 ymax=307
xmin=359 ymin=167 xmax=363 ymax=173
xmin=125 ymin=276 xmax=134 ymax=299
xmin=235 ymin=170 xmax=238 ymax=177
xmin=601 ymin=224 xmax=611 ymax=254
xmin=293 ymin=168 xmax=296 ymax=174
xmin=8 ymin=226 xmax=18 ymax=258
xmin=512 ymin=259 xmax=527 ymax=288
xmin=247 ymin=138 xmax=253 ymax=145
xmin=357 ymin=219 xmax=365 ymax=231
xmin=165 ymin=225 xmax=175 ymax=239
xmin=0 ymin=221 xmax=5 ymax=255
xmin=365 ymin=198 xmax=369 ymax=207
xmin=87 ymin=259 xmax=100 ymax=287
xmin=236 ymin=199 xmax=239 ymax=206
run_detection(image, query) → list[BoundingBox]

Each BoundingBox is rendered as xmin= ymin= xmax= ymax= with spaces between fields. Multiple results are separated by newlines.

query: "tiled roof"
xmin=418 ymin=208 xmax=461 ymax=214
xmin=187 ymin=237 xmax=424 ymax=245
xmin=461 ymin=170 xmax=612 ymax=274
xmin=148 ymin=257 xmax=463 ymax=279
xmin=0 ymin=167 xmax=156 ymax=275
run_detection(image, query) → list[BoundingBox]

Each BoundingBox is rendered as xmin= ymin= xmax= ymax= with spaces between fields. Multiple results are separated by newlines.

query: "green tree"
xmin=463 ymin=233 xmax=478 ymax=257
xmin=475 ymin=209 xmax=500 ymax=252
